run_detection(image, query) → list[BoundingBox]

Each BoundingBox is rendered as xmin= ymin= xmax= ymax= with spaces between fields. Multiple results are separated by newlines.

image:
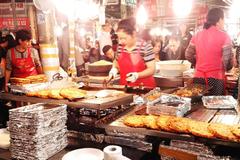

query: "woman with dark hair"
xmin=185 ymin=8 xmax=233 ymax=95
xmin=108 ymin=17 xmax=156 ymax=88
xmin=4 ymin=29 xmax=43 ymax=92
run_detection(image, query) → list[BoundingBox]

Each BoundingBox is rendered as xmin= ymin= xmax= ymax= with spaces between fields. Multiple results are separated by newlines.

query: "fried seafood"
xmin=231 ymin=125 xmax=240 ymax=138
xmin=208 ymin=123 xmax=239 ymax=141
xmin=188 ymin=121 xmax=214 ymax=138
xmin=143 ymin=115 xmax=159 ymax=130
xmin=123 ymin=115 xmax=146 ymax=128
xmin=168 ymin=117 xmax=191 ymax=133
xmin=36 ymin=90 xmax=50 ymax=99
xmin=156 ymin=115 xmax=174 ymax=132
xmin=48 ymin=89 xmax=64 ymax=99
xmin=60 ymin=88 xmax=87 ymax=100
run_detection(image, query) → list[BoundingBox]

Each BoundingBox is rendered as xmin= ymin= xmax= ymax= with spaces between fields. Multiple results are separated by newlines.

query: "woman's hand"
xmin=109 ymin=67 xmax=118 ymax=79
xmin=126 ymin=72 xmax=138 ymax=83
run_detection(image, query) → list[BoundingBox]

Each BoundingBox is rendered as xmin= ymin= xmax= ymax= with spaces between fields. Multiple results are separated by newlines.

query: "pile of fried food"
xmin=90 ymin=60 xmax=112 ymax=66
xmin=124 ymin=115 xmax=240 ymax=142
xmin=26 ymin=88 xmax=87 ymax=100
xmin=173 ymin=85 xmax=204 ymax=97
xmin=145 ymin=92 xmax=162 ymax=101
xmin=10 ymin=74 xmax=48 ymax=85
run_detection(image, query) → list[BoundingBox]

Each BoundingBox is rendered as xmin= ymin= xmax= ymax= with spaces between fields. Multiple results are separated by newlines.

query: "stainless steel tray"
xmin=202 ymin=96 xmax=237 ymax=109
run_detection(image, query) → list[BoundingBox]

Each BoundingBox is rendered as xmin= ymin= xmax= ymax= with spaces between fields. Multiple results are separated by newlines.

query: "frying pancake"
xmin=231 ymin=125 xmax=240 ymax=138
xmin=10 ymin=77 xmax=30 ymax=85
xmin=48 ymin=89 xmax=64 ymax=99
xmin=143 ymin=115 xmax=159 ymax=130
xmin=123 ymin=115 xmax=146 ymax=128
xmin=26 ymin=74 xmax=48 ymax=83
xmin=188 ymin=121 xmax=214 ymax=138
xmin=26 ymin=91 xmax=37 ymax=97
xmin=36 ymin=89 xmax=50 ymax=99
xmin=168 ymin=117 xmax=191 ymax=133
xmin=208 ymin=123 xmax=239 ymax=142
xmin=60 ymin=88 xmax=87 ymax=100
xmin=156 ymin=115 xmax=174 ymax=132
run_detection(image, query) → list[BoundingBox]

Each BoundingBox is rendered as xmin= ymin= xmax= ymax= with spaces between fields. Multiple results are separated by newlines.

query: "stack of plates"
xmin=8 ymin=103 xmax=68 ymax=160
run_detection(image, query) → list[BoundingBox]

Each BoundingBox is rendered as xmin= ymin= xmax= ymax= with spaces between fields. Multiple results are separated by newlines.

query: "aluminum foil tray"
xmin=146 ymin=94 xmax=191 ymax=117
xmin=202 ymin=96 xmax=237 ymax=109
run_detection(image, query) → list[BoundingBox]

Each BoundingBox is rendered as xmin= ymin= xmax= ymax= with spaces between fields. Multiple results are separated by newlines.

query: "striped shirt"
xmin=6 ymin=47 xmax=42 ymax=71
xmin=115 ymin=40 xmax=155 ymax=62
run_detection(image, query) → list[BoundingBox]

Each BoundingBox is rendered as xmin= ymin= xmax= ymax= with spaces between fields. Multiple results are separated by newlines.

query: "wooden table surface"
xmin=0 ymin=91 xmax=133 ymax=110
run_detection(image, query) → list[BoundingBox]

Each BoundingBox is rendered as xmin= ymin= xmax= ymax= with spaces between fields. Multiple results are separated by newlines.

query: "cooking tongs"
xmin=103 ymin=76 xmax=114 ymax=88
xmin=50 ymin=73 xmax=63 ymax=84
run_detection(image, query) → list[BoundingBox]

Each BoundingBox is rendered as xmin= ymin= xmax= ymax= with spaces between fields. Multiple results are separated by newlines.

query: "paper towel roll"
xmin=103 ymin=145 xmax=122 ymax=160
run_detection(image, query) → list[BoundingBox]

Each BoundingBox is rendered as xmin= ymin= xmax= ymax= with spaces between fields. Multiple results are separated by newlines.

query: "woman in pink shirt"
xmin=185 ymin=8 xmax=233 ymax=95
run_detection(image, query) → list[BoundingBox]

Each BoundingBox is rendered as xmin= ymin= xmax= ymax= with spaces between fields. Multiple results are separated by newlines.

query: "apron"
xmin=11 ymin=48 xmax=38 ymax=78
xmin=195 ymin=51 xmax=226 ymax=95
xmin=117 ymin=42 xmax=156 ymax=88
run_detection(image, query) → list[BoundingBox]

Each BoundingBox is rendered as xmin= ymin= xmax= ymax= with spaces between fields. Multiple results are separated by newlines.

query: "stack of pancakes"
xmin=10 ymin=74 xmax=48 ymax=85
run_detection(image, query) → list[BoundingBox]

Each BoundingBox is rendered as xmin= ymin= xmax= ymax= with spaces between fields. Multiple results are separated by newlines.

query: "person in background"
xmin=89 ymin=47 xmax=101 ymax=63
xmin=235 ymin=32 xmax=240 ymax=67
xmin=82 ymin=50 xmax=90 ymax=63
xmin=75 ymin=46 xmax=85 ymax=77
xmin=162 ymin=35 xmax=182 ymax=60
xmin=185 ymin=8 xmax=233 ymax=95
xmin=102 ymin=45 xmax=114 ymax=62
xmin=140 ymin=29 xmax=152 ymax=44
xmin=0 ymin=36 xmax=8 ymax=91
xmin=178 ymin=24 xmax=192 ymax=60
xmin=159 ymin=35 xmax=170 ymax=60
xmin=108 ymin=18 xmax=156 ymax=88
xmin=31 ymin=40 xmax=40 ymax=54
xmin=110 ymin=28 xmax=118 ymax=52
xmin=99 ymin=21 xmax=112 ymax=55
xmin=5 ymin=29 xmax=43 ymax=92
xmin=5 ymin=33 xmax=16 ymax=50
xmin=152 ymin=37 xmax=163 ymax=61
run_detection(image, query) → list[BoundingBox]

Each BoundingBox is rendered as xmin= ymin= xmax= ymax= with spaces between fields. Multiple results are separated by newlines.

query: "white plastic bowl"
xmin=156 ymin=60 xmax=191 ymax=77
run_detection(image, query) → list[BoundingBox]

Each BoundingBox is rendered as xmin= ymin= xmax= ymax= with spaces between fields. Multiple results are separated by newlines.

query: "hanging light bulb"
xmin=173 ymin=0 xmax=193 ymax=18
xmin=136 ymin=4 xmax=148 ymax=26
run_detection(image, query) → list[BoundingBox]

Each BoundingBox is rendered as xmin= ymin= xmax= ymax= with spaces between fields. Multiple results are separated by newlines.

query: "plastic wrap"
xmin=8 ymin=103 xmax=68 ymax=160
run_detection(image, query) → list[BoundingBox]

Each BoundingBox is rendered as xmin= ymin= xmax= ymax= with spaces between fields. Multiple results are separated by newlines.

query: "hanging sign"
xmin=0 ymin=17 xmax=30 ymax=29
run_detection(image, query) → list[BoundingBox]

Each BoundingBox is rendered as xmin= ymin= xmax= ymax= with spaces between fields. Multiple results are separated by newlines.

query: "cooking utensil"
xmin=51 ymin=73 xmax=63 ymax=82
xmin=103 ymin=76 xmax=114 ymax=88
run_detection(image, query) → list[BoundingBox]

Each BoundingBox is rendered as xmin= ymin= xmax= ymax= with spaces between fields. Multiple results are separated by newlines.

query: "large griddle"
xmin=104 ymin=104 xmax=240 ymax=148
